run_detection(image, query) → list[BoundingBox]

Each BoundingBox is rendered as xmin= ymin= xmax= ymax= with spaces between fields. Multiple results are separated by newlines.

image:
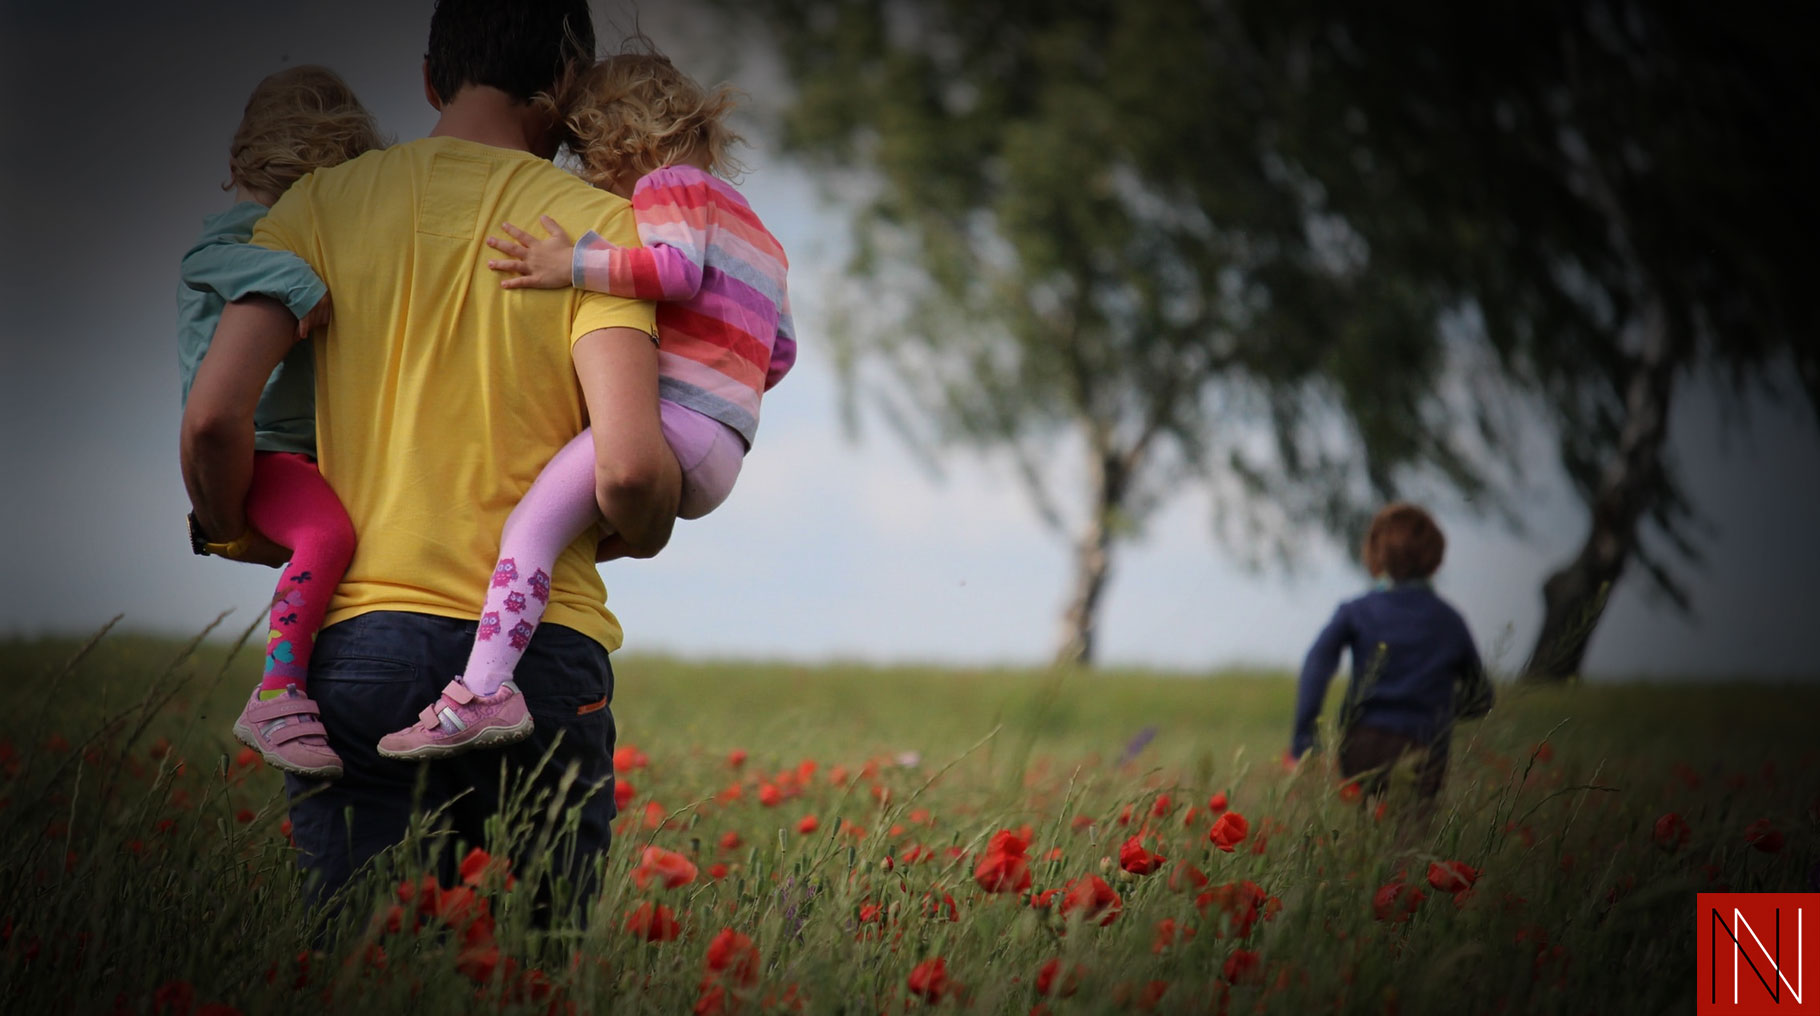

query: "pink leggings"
xmin=461 ymin=402 xmax=742 ymax=695
xmin=244 ymin=451 xmax=356 ymax=693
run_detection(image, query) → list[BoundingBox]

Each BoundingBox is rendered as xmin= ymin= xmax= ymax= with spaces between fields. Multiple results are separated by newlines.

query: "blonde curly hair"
xmin=548 ymin=49 xmax=745 ymax=190
xmin=227 ymin=65 xmax=384 ymax=198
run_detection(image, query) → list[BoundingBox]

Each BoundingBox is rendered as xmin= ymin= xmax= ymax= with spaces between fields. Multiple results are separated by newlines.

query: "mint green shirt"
xmin=176 ymin=201 xmax=326 ymax=456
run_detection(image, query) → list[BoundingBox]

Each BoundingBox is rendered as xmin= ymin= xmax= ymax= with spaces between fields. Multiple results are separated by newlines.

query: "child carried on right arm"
xmin=378 ymin=49 xmax=794 ymax=760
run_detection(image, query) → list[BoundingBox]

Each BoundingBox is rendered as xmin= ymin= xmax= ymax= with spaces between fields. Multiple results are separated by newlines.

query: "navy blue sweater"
xmin=1290 ymin=582 xmax=1488 ymax=757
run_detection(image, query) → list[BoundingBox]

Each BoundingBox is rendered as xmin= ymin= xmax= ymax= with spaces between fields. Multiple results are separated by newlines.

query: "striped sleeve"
xmin=766 ymin=294 xmax=797 ymax=391
xmin=570 ymin=169 xmax=712 ymax=301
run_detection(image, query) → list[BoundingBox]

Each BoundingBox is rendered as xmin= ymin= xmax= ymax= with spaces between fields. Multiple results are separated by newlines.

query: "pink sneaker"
xmin=232 ymin=687 xmax=344 ymax=780
xmin=377 ymin=679 xmax=533 ymax=761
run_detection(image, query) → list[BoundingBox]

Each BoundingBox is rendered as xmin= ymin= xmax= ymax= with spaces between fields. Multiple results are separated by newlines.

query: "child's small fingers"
xmin=500 ymin=221 xmax=537 ymax=245
xmin=490 ymin=258 xmax=529 ymax=275
xmin=539 ymin=215 xmax=572 ymax=244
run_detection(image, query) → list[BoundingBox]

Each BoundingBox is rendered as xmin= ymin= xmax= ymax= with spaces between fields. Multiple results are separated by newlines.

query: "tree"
xmin=1233 ymin=2 xmax=1820 ymax=678
xmin=730 ymin=0 xmax=1500 ymax=664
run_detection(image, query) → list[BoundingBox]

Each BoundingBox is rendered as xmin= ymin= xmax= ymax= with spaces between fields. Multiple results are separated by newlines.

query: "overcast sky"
xmin=3 ymin=1 xmax=1816 ymax=680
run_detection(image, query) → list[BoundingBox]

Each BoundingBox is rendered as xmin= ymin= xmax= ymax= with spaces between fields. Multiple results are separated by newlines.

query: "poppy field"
xmin=1 ymin=624 xmax=1814 ymax=1015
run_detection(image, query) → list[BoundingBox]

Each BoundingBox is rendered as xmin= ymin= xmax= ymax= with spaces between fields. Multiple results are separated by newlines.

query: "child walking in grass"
xmin=179 ymin=66 xmax=384 ymax=779
xmin=377 ymin=48 xmax=794 ymax=760
xmin=1288 ymin=503 xmax=1494 ymax=801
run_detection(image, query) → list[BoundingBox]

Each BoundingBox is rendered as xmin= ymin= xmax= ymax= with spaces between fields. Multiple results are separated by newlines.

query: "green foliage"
xmin=743 ymin=0 xmax=1493 ymax=551
xmin=2 ymin=631 xmax=1815 ymax=1014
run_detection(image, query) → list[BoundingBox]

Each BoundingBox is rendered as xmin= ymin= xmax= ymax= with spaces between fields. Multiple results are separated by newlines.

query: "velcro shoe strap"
xmin=244 ymin=694 xmax=322 ymax=724
xmin=440 ymin=680 xmax=476 ymax=706
xmin=268 ymin=718 xmax=330 ymax=744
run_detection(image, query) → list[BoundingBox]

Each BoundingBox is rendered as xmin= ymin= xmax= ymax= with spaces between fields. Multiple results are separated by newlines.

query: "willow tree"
xmin=1236 ymin=2 xmax=1820 ymax=679
xmin=728 ymin=0 xmax=1498 ymax=664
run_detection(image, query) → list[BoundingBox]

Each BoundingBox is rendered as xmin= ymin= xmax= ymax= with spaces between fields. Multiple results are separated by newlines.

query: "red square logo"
xmin=1699 ymin=893 xmax=1820 ymax=1014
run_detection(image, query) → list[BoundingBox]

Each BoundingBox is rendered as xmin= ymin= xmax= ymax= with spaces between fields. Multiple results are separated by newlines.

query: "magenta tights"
xmin=462 ymin=402 xmax=741 ymax=694
xmin=244 ymin=452 xmax=356 ymax=693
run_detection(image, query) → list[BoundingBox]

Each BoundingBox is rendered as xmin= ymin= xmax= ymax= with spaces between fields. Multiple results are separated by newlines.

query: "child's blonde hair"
xmin=228 ymin=65 xmax=384 ymax=198
xmin=553 ymin=48 xmax=745 ymax=188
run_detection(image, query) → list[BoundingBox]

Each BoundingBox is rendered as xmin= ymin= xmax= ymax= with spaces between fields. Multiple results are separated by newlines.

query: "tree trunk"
xmin=1524 ymin=298 xmax=1678 ymax=681
xmin=1052 ymin=450 xmax=1125 ymax=667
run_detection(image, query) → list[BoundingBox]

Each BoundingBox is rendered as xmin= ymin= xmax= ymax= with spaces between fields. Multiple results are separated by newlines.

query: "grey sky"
xmin=3 ymin=1 xmax=1816 ymax=680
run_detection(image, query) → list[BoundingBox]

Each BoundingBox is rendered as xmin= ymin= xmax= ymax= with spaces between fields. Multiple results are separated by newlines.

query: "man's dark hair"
xmin=426 ymin=0 xmax=595 ymax=105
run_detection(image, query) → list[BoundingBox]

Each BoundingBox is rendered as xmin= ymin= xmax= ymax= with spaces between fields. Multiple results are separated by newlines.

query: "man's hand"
xmin=296 ymin=290 xmax=333 ymax=338
xmin=486 ymin=216 xmax=578 ymax=289
xmin=198 ymin=520 xmax=293 ymax=568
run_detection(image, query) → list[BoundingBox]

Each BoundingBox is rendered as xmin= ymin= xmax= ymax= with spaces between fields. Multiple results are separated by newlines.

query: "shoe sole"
xmin=232 ymin=719 xmax=344 ymax=780
xmin=375 ymin=713 xmax=536 ymax=762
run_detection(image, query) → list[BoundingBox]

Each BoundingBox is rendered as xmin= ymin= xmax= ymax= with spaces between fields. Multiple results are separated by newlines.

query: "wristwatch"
xmin=188 ymin=512 xmax=254 ymax=558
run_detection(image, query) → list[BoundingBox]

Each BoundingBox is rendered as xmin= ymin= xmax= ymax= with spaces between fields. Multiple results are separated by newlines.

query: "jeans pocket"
xmin=311 ymin=655 xmax=423 ymax=748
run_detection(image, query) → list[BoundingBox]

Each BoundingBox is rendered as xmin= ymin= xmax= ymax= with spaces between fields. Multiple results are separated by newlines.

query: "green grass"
xmin=1 ymin=625 xmax=1813 ymax=1015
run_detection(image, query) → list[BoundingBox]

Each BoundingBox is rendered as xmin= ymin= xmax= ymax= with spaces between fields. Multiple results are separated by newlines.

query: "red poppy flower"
xmin=456 ymin=942 xmax=501 ymax=983
xmin=626 ymin=902 xmax=681 ymax=941
xmin=1195 ymin=880 xmax=1273 ymax=938
xmin=234 ymin=747 xmax=261 ymax=769
xmin=1208 ymin=812 xmax=1249 ymax=852
xmin=727 ymin=749 xmax=747 ymax=769
xmin=1208 ymin=791 xmax=1229 ymax=813
xmin=1425 ymin=861 xmax=1479 ymax=894
xmin=1118 ymin=836 xmax=1166 ymax=876
xmin=719 ymin=831 xmax=743 ymax=852
xmin=153 ymin=981 xmax=194 ymax=1015
xmin=975 ymin=834 xmax=1033 ymax=894
xmin=1652 ymin=812 xmax=1690 ymax=851
xmin=1060 ymin=874 xmax=1123 ymax=926
xmin=907 ymin=956 xmax=952 ymax=1003
xmin=632 ymin=846 xmax=699 ymax=889
xmin=1151 ymin=794 xmax=1174 ymax=817
xmin=614 ymin=779 xmax=636 ymax=811
xmin=695 ymin=982 xmax=729 ymax=1016
xmin=708 ymin=863 xmax=729 ymax=880
xmin=1035 ymin=958 xmax=1083 ymax=997
xmin=923 ymin=891 xmax=959 ymax=922
xmin=459 ymin=846 xmax=516 ymax=889
xmin=1222 ymin=949 xmax=1262 ymax=984
xmin=1167 ymin=861 xmax=1209 ymax=892
xmin=1338 ymin=781 xmax=1363 ymax=804
xmin=1745 ymin=818 xmax=1785 ymax=854
xmin=1152 ymin=917 xmax=1194 ymax=953
xmin=613 ymin=745 xmax=648 ymax=772
xmin=758 ymin=783 xmax=782 ymax=807
xmin=706 ymin=928 xmax=760 ymax=988
xmin=1372 ymin=881 xmax=1425 ymax=923
xmin=797 ymin=814 xmax=820 ymax=834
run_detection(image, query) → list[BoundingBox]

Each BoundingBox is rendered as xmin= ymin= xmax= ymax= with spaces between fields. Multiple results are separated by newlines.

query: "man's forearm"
xmin=181 ymin=415 xmax=256 ymax=541
xmin=595 ymin=446 xmax=681 ymax=556
xmin=180 ymin=296 xmax=301 ymax=542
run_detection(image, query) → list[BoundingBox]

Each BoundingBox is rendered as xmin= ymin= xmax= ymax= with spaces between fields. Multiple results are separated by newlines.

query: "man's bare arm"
xmin=181 ymin=296 xmax=298 ymax=547
xmin=571 ymin=326 xmax=681 ymax=557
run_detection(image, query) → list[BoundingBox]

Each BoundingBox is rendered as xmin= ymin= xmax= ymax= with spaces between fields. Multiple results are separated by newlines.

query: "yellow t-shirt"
xmin=252 ymin=136 xmax=655 ymax=651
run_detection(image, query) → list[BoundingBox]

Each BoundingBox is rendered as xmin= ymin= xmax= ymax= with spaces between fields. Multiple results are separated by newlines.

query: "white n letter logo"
xmin=1721 ymin=907 xmax=1805 ymax=1004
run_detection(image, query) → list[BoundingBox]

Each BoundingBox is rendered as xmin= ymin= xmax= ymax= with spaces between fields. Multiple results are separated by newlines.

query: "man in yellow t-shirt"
xmin=180 ymin=0 xmax=679 ymax=909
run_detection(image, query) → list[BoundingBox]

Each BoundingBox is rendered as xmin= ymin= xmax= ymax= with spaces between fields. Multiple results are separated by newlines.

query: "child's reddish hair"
xmin=1361 ymin=502 xmax=1446 ymax=581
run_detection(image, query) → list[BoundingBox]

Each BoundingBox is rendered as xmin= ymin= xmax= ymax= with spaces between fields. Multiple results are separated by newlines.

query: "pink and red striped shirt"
xmin=572 ymin=165 xmax=794 ymax=445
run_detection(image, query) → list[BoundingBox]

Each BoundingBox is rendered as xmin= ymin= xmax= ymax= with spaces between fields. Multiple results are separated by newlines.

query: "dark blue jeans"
xmin=284 ymin=611 xmax=617 ymax=916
